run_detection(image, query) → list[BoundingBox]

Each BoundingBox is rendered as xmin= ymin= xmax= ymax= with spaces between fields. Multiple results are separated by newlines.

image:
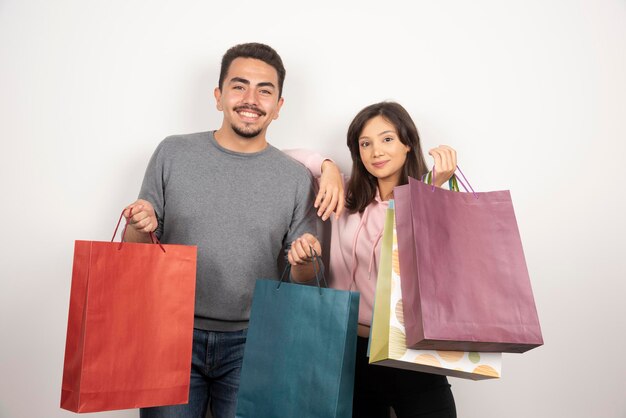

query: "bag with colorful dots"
xmin=369 ymin=204 xmax=502 ymax=380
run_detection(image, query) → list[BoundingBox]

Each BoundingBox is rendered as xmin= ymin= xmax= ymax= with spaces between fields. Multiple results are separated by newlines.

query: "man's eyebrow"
xmin=257 ymin=82 xmax=276 ymax=89
xmin=228 ymin=78 xmax=276 ymax=90
xmin=229 ymin=77 xmax=250 ymax=85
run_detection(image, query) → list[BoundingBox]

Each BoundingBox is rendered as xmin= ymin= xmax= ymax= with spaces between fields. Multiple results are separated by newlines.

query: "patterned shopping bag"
xmin=370 ymin=204 xmax=501 ymax=380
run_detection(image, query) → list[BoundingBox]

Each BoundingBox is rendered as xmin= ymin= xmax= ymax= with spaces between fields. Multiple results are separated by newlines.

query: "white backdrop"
xmin=1 ymin=1 xmax=625 ymax=417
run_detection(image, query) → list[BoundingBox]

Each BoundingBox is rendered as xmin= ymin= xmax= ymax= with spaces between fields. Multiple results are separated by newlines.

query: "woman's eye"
xmin=383 ymin=136 xmax=394 ymax=143
xmin=359 ymin=141 xmax=369 ymax=148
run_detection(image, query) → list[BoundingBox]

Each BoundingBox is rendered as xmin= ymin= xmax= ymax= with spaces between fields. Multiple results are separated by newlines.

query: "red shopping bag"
xmin=394 ymin=174 xmax=543 ymax=353
xmin=60 ymin=212 xmax=197 ymax=413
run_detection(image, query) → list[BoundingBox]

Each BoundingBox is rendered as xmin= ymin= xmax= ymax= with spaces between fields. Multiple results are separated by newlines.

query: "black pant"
xmin=353 ymin=337 xmax=457 ymax=418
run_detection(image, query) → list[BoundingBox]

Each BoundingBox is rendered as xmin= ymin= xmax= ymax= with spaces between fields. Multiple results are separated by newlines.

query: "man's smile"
xmin=235 ymin=105 xmax=266 ymax=122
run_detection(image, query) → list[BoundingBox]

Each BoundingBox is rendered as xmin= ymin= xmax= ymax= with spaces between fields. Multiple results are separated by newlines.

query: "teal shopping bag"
xmin=236 ymin=266 xmax=359 ymax=418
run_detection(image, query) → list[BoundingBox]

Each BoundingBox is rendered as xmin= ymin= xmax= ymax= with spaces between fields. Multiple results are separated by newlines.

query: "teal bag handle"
xmin=278 ymin=247 xmax=327 ymax=294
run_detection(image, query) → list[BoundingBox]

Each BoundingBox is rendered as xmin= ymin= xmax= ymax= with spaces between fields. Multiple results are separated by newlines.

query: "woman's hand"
xmin=428 ymin=145 xmax=457 ymax=187
xmin=287 ymin=233 xmax=322 ymax=266
xmin=315 ymin=160 xmax=344 ymax=221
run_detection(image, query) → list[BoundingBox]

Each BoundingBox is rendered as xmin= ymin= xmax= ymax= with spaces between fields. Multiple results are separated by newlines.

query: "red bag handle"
xmin=111 ymin=208 xmax=166 ymax=253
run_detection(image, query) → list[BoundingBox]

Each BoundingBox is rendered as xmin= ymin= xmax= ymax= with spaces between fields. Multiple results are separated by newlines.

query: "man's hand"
xmin=428 ymin=145 xmax=457 ymax=187
xmin=122 ymin=199 xmax=157 ymax=242
xmin=287 ymin=233 xmax=322 ymax=266
xmin=315 ymin=160 xmax=344 ymax=221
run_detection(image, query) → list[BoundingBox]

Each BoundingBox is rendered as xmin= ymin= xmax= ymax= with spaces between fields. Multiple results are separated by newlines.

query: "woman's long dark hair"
xmin=345 ymin=102 xmax=428 ymax=213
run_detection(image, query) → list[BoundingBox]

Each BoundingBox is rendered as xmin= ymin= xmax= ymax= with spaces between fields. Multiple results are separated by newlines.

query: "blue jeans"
xmin=140 ymin=328 xmax=247 ymax=418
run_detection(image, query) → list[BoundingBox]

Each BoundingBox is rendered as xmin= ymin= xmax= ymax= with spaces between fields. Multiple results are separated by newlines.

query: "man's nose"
xmin=242 ymin=88 xmax=258 ymax=105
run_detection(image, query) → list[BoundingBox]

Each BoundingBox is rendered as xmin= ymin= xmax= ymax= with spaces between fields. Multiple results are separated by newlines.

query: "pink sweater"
xmin=286 ymin=149 xmax=389 ymax=326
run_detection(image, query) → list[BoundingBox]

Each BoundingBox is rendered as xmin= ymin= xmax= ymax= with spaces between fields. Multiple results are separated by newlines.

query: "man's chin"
xmin=232 ymin=124 xmax=262 ymax=139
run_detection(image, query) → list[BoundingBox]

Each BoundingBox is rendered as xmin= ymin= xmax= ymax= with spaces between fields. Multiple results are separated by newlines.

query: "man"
xmin=123 ymin=43 xmax=321 ymax=418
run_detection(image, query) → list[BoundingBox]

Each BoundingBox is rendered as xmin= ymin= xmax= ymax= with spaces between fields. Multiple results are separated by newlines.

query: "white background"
xmin=1 ymin=1 xmax=625 ymax=417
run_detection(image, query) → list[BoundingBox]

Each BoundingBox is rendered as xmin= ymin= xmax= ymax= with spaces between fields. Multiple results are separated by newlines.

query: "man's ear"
xmin=273 ymin=97 xmax=285 ymax=120
xmin=214 ymin=87 xmax=223 ymax=111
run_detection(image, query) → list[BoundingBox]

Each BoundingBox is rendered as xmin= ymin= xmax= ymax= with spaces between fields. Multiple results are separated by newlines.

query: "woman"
xmin=287 ymin=102 xmax=458 ymax=418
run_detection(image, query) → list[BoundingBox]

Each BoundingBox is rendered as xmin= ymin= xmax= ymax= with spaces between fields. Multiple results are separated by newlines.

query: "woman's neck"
xmin=377 ymin=177 xmax=400 ymax=201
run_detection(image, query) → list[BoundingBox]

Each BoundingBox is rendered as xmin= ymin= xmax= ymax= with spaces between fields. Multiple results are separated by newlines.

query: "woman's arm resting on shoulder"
xmin=283 ymin=149 xmax=345 ymax=221
xmin=316 ymin=160 xmax=344 ymax=220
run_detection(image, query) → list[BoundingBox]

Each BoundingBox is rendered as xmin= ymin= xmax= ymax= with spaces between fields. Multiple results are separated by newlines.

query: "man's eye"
xmin=260 ymin=89 xmax=272 ymax=95
xmin=233 ymin=85 xmax=245 ymax=91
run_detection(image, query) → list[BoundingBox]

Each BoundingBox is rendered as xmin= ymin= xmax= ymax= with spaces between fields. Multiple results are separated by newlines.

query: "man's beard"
xmin=231 ymin=105 xmax=266 ymax=139
xmin=232 ymin=123 xmax=262 ymax=139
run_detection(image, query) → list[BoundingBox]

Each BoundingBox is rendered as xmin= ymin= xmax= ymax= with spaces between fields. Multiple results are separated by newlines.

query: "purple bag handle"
xmin=430 ymin=165 xmax=478 ymax=199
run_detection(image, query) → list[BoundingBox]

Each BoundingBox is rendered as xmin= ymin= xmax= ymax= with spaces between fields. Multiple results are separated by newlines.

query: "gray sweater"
xmin=139 ymin=131 xmax=317 ymax=331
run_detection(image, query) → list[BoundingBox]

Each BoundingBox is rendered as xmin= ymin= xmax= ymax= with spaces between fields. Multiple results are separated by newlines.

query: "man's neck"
xmin=214 ymin=127 xmax=268 ymax=153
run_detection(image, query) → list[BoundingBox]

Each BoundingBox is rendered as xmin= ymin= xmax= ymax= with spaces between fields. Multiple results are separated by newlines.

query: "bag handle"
xmin=424 ymin=169 xmax=460 ymax=191
xmin=111 ymin=208 xmax=166 ymax=253
xmin=429 ymin=165 xmax=479 ymax=199
xmin=277 ymin=246 xmax=327 ymax=295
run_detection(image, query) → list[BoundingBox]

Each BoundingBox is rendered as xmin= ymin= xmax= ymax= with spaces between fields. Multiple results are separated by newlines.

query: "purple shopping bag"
xmin=394 ymin=175 xmax=543 ymax=353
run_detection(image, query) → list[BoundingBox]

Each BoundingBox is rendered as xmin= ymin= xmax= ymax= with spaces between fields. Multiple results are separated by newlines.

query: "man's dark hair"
xmin=219 ymin=43 xmax=286 ymax=98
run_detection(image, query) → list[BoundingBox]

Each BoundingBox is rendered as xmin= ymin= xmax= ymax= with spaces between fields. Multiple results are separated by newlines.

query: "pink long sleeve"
xmin=282 ymin=149 xmax=327 ymax=178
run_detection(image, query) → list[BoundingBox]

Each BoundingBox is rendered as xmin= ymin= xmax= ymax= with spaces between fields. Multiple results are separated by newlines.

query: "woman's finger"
xmin=317 ymin=189 xmax=330 ymax=217
xmin=335 ymin=189 xmax=345 ymax=219
xmin=321 ymin=189 xmax=338 ymax=221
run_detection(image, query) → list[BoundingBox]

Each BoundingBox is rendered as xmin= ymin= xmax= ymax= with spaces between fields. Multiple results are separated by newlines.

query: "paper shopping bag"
xmin=394 ymin=176 xmax=543 ymax=353
xmin=61 ymin=213 xmax=197 ymax=413
xmin=236 ymin=271 xmax=359 ymax=418
xmin=370 ymin=204 xmax=501 ymax=380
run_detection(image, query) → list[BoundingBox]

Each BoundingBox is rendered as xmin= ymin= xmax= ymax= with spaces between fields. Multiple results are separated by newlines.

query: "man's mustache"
xmin=234 ymin=105 xmax=266 ymax=117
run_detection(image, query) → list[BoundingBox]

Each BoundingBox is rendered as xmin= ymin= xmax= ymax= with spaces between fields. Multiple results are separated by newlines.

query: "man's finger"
xmin=310 ymin=240 xmax=322 ymax=256
xmin=291 ymin=247 xmax=301 ymax=264
xmin=297 ymin=239 xmax=310 ymax=259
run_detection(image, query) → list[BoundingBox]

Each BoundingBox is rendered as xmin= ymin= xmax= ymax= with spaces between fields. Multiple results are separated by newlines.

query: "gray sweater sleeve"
xmin=138 ymin=140 xmax=167 ymax=238
xmin=282 ymin=168 xmax=318 ymax=256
